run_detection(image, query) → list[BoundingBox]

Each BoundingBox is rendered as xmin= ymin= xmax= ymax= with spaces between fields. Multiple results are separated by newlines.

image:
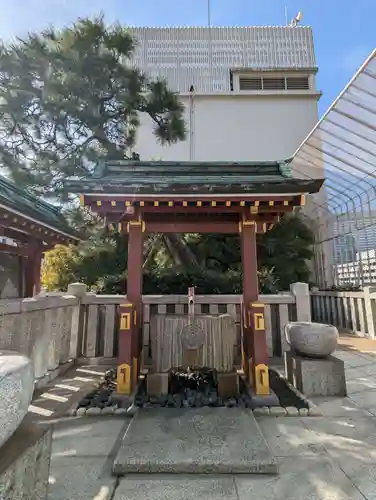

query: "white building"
xmin=128 ymin=26 xmax=321 ymax=163
xmin=335 ymin=249 xmax=376 ymax=287
xmin=334 ymin=212 xmax=376 ymax=256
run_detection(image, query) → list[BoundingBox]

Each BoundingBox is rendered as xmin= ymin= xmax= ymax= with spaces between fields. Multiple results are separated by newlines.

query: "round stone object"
xmin=0 ymin=351 xmax=34 ymax=448
xmin=284 ymin=322 xmax=339 ymax=358
xmin=181 ymin=323 xmax=205 ymax=350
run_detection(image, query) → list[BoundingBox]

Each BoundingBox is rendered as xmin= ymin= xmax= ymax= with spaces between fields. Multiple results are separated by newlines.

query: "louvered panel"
xmin=239 ymin=76 xmax=262 ymax=90
xmin=262 ymin=77 xmax=286 ymax=90
xmin=286 ymin=76 xmax=310 ymax=90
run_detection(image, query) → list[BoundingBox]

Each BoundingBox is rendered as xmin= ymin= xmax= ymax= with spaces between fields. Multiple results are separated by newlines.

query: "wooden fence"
xmin=0 ymin=282 xmax=311 ymax=386
xmin=79 ymin=282 xmax=310 ymax=363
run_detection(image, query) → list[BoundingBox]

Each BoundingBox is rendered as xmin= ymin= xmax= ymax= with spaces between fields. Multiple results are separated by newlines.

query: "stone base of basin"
xmin=217 ymin=372 xmax=239 ymax=399
xmin=0 ymin=419 xmax=52 ymax=500
xmin=285 ymin=351 xmax=347 ymax=397
xmin=147 ymin=372 xmax=169 ymax=397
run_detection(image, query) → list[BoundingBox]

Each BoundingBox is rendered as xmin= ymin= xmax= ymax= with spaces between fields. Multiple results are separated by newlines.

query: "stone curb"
xmin=66 ymin=406 xmax=138 ymax=418
xmin=252 ymin=405 xmax=321 ymax=417
xmin=66 ymin=400 xmax=140 ymax=417
xmin=68 ymin=404 xmax=322 ymax=418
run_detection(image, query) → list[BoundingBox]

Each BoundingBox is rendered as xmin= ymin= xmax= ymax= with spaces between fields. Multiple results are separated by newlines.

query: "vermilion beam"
xmin=145 ymin=221 xmax=239 ymax=233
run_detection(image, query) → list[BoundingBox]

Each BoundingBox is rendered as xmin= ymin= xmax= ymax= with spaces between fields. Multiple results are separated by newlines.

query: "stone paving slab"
xmin=301 ymin=415 xmax=376 ymax=441
xmin=365 ymin=407 xmax=376 ymax=416
xmin=235 ymin=456 xmax=365 ymax=500
xmin=356 ymin=363 xmax=376 ymax=376
xmin=337 ymin=335 xmax=376 ymax=353
xmin=346 ymin=375 xmax=376 ymax=395
xmin=114 ymin=476 xmax=238 ymax=500
xmin=52 ymin=418 xmax=128 ymax=458
xmin=113 ymin=407 xmax=277 ymax=475
xmin=48 ymin=456 xmax=117 ymax=500
xmin=113 ymin=456 xmax=364 ymax=500
xmin=342 ymin=366 xmax=368 ymax=381
xmin=325 ymin=442 xmax=376 ymax=500
xmin=256 ymin=418 xmax=327 ymax=457
xmin=334 ymin=351 xmax=374 ymax=367
xmin=310 ymin=396 xmax=371 ymax=417
xmin=348 ymin=389 xmax=376 ymax=410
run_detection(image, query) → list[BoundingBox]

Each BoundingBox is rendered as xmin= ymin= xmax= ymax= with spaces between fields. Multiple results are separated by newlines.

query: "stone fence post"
xmin=290 ymin=282 xmax=311 ymax=322
xmin=363 ymin=286 xmax=376 ymax=339
xmin=67 ymin=282 xmax=87 ymax=359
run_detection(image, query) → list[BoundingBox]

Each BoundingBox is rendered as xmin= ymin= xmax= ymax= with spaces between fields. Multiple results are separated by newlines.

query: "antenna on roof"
xmin=290 ymin=11 xmax=303 ymax=27
xmin=207 ymin=0 xmax=211 ymax=27
xmin=284 ymin=6 xmax=288 ymax=26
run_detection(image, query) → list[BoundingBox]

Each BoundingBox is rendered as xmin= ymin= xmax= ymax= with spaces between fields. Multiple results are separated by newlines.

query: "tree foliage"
xmin=42 ymin=244 xmax=77 ymax=291
xmin=42 ymin=214 xmax=314 ymax=294
xmin=0 ymin=16 xmax=186 ymax=199
xmin=257 ymin=214 xmax=314 ymax=290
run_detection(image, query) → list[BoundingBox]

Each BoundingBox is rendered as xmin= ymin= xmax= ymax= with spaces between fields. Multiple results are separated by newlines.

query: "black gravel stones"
xmin=76 ymin=366 xmax=309 ymax=411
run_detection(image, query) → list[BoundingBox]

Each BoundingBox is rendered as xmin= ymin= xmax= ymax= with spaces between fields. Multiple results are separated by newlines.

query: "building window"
xmin=239 ymin=77 xmax=262 ymax=90
xmin=263 ymin=77 xmax=286 ymax=90
xmin=286 ymin=76 xmax=310 ymax=90
xmin=238 ymin=74 xmax=310 ymax=92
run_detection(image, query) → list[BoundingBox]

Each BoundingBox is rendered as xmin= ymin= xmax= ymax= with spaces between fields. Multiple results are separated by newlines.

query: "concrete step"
xmin=112 ymin=407 xmax=278 ymax=475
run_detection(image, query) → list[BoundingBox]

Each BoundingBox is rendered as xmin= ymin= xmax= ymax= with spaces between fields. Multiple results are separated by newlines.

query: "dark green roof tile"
xmin=66 ymin=160 xmax=323 ymax=196
xmin=0 ymin=177 xmax=79 ymax=239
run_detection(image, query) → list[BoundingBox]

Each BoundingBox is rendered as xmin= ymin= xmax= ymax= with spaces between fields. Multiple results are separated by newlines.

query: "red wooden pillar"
xmin=117 ymin=217 xmax=144 ymax=395
xmin=240 ymin=219 xmax=270 ymax=396
xmin=24 ymin=250 xmax=43 ymax=297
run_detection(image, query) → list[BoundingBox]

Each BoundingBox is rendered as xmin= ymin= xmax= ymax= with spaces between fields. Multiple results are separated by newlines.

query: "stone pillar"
xmin=291 ymin=282 xmax=311 ymax=322
xmin=45 ymin=307 xmax=60 ymax=371
xmin=240 ymin=219 xmax=270 ymax=397
xmin=67 ymin=282 xmax=87 ymax=360
xmin=363 ymin=286 xmax=376 ymax=339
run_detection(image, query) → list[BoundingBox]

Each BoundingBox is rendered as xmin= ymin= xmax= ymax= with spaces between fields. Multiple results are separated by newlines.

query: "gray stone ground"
xmin=29 ymin=364 xmax=109 ymax=420
xmin=36 ymin=348 xmax=376 ymax=500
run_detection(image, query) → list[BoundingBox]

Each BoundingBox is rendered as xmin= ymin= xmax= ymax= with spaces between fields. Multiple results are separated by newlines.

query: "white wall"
xmin=135 ymin=94 xmax=319 ymax=162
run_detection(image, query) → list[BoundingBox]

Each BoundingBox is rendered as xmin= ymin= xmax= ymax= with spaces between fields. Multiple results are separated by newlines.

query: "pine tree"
xmin=0 ymin=16 xmax=186 ymax=200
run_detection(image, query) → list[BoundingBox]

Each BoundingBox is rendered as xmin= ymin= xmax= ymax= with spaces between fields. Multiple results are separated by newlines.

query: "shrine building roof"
xmin=66 ymin=160 xmax=323 ymax=196
xmin=0 ymin=176 xmax=80 ymax=242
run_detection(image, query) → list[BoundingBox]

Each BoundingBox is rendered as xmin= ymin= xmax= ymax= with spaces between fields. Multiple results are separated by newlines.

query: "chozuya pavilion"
xmin=66 ymin=159 xmax=323 ymax=403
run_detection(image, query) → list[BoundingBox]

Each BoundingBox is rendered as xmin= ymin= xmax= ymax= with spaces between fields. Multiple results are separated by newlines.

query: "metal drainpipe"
xmin=189 ymin=86 xmax=195 ymax=161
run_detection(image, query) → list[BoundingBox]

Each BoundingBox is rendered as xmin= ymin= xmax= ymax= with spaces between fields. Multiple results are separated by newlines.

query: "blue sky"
xmin=0 ymin=0 xmax=375 ymax=115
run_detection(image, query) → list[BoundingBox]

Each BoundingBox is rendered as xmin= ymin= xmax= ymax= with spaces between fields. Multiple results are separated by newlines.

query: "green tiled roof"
xmin=0 ymin=177 xmax=79 ymax=239
xmin=66 ymin=160 xmax=323 ymax=196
